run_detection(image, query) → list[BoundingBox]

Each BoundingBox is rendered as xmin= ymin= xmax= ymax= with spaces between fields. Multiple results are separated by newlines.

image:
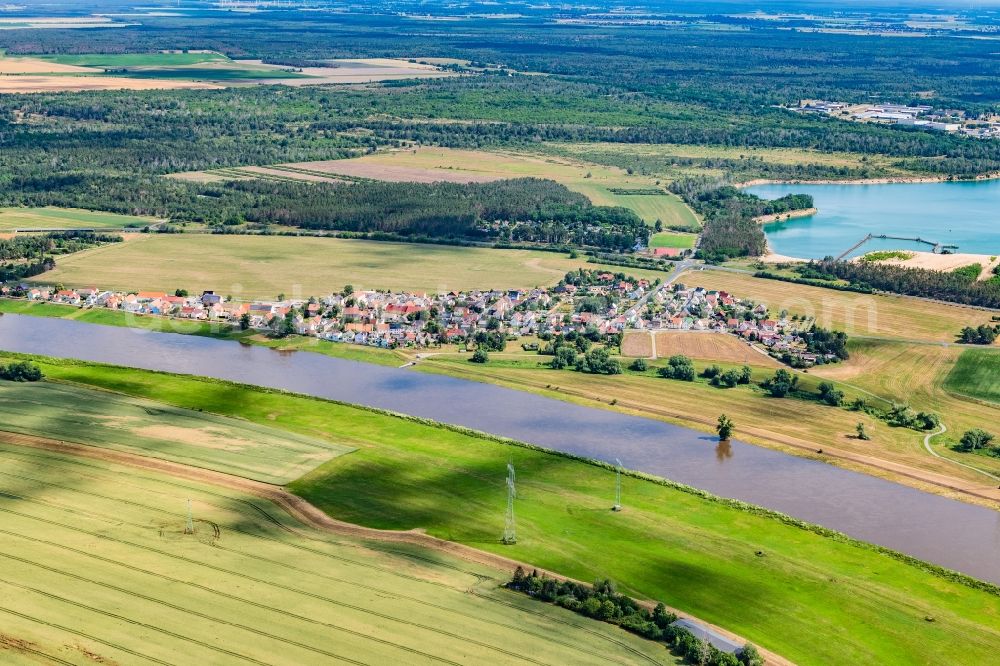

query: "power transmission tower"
xmin=612 ymin=458 xmax=623 ymax=512
xmin=184 ymin=499 xmax=195 ymax=534
xmin=502 ymin=462 xmax=517 ymax=544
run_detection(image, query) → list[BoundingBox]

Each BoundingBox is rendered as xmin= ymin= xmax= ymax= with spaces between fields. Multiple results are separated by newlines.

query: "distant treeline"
xmin=5 ymin=174 xmax=644 ymax=250
xmin=0 ymin=231 xmax=120 ymax=282
xmin=808 ymin=260 xmax=1000 ymax=309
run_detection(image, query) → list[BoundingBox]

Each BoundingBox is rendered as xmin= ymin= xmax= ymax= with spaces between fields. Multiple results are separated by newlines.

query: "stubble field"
xmin=33 ymin=234 xmax=670 ymax=297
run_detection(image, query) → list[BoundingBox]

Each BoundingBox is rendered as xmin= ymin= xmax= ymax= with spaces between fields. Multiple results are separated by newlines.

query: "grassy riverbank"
xmin=5 ymin=353 xmax=999 ymax=665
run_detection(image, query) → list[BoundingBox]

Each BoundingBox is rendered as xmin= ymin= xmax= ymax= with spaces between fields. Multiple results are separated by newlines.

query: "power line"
xmin=502 ymin=461 xmax=516 ymax=544
xmin=612 ymin=458 xmax=623 ymax=512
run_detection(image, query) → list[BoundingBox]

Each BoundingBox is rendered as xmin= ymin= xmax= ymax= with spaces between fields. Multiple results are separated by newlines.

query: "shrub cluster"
xmin=0 ymin=361 xmax=43 ymax=382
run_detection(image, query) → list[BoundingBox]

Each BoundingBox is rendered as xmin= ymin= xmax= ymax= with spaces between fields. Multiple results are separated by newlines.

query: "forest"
xmin=806 ymin=260 xmax=1000 ymax=309
xmin=669 ymin=180 xmax=813 ymax=260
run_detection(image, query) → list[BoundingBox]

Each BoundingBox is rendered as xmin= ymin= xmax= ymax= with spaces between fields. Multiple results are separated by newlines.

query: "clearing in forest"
xmin=248 ymin=147 xmax=699 ymax=228
xmin=0 ymin=207 xmax=157 ymax=231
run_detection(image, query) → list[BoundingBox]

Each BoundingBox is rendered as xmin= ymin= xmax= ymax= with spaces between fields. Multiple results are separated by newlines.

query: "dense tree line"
xmin=959 ymin=325 xmax=999 ymax=345
xmin=0 ymin=231 xmax=120 ymax=281
xmin=507 ymin=568 xmax=762 ymax=666
xmin=807 ymin=260 xmax=1000 ymax=309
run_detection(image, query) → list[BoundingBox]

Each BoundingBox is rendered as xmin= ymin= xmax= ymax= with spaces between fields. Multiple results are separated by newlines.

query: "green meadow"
xmin=944 ymin=348 xmax=1000 ymax=404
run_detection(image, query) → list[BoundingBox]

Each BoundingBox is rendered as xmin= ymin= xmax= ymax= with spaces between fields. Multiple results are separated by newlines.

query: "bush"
xmin=658 ymin=354 xmax=695 ymax=381
xmin=957 ymin=428 xmax=995 ymax=452
xmin=761 ymin=369 xmax=797 ymax=397
xmin=470 ymin=348 xmax=489 ymax=364
xmin=0 ymin=361 xmax=43 ymax=382
xmin=817 ymin=381 xmax=844 ymax=406
xmin=629 ymin=358 xmax=647 ymax=372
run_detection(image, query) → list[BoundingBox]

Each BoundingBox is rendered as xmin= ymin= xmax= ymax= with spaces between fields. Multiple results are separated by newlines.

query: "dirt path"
xmin=0 ymin=429 xmax=792 ymax=666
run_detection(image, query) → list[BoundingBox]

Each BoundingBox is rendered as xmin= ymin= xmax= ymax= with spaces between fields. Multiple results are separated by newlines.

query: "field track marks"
xmin=0 ymin=496 xmax=545 ymax=666
xmin=0 ymin=431 xmax=779 ymax=666
xmin=0 ymin=461 xmax=635 ymax=665
xmin=0 ymin=465 xmax=654 ymax=666
xmin=0 ymin=605 xmax=171 ymax=666
xmin=0 ymin=550 xmax=378 ymax=666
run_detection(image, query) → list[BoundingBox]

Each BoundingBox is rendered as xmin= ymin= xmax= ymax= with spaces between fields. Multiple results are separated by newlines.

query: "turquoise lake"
xmin=746 ymin=180 xmax=1000 ymax=259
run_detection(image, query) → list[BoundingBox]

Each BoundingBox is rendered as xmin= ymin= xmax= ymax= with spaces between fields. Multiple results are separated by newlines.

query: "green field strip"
xmin=0 ymin=381 xmax=350 ymax=484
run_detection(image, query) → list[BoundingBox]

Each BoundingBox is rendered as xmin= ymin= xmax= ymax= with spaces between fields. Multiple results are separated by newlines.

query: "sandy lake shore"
xmin=753 ymin=207 xmax=818 ymax=224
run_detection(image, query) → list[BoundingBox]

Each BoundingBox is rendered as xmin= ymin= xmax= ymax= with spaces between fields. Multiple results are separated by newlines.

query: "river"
xmin=747 ymin=179 xmax=1000 ymax=260
xmin=1 ymin=314 xmax=998 ymax=583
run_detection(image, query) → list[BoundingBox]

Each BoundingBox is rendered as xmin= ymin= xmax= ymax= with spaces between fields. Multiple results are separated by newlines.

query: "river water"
xmin=747 ymin=180 xmax=1000 ymax=260
xmin=1 ymin=314 xmax=998 ymax=582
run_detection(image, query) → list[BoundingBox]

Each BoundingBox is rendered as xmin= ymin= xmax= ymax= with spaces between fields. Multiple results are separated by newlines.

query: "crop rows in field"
xmin=0 ymin=441 xmax=668 ymax=666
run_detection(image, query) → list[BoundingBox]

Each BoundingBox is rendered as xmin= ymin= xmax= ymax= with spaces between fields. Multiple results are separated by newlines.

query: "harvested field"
xmin=0 ymin=75 xmax=219 ymax=93
xmin=33 ymin=234 xmax=669 ymax=297
xmin=237 ymin=57 xmax=458 ymax=85
xmin=631 ymin=331 xmax=780 ymax=365
xmin=282 ymin=159 xmax=504 ymax=183
xmin=0 ymin=438 xmax=666 ymax=665
xmin=0 ymin=56 xmax=98 ymax=74
xmin=621 ymin=330 xmax=654 ymax=358
xmin=686 ymin=269 xmax=988 ymax=342
xmin=0 ymin=380 xmax=347 ymax=483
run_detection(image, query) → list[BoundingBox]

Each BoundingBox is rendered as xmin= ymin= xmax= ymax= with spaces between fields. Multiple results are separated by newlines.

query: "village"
xmin=2 ymin=270 xmax=836 ymax=366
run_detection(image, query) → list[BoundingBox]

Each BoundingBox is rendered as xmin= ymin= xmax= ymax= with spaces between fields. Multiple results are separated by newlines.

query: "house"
xmin=201 ymin=291 xmax=222 ymax=306
xmin=136 ymin=291 xmax=167 ymax=302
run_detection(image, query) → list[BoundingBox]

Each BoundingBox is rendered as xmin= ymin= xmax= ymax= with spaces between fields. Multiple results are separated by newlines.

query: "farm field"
xmin=32 ymin=234 xmax=670 ymax=297
xmin=943 ymin=348 xmax=1000 ymax=405
xmin=814 ymin=340 xmax=1000 ymax=477
xmin=684 ymin=269 xmax=988 ymax=342
xmin=622 ymin=330 xmax=781 ymax=365
xmin=227 ymin=147 xmax=700 ymax=228
xmin=0 ymin=440 xmax=668 ymax=666
xmin=0 ymin=380 xmax=346 ymax=483
xmin=649 ymin=232 xmax=696 ymax=249
xmin=15 ymin=355 xmax=1000 ymax=666
xmin=0 ymin=53 xmax=455 ymax=90
xmin=547 ymin=142 xmax=915 ymax=179
xmin=0 ymin=207 xmax=157 ymax=231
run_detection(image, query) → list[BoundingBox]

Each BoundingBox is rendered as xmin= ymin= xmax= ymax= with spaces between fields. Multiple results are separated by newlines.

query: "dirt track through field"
xmin=0 ymin=429 xmax=793 ymax=666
